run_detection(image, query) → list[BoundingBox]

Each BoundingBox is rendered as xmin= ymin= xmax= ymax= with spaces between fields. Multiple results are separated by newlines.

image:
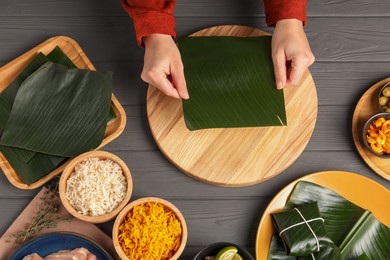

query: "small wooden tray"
xmin=146 ymin=25 xmax=318 ymax=187
xmin=352 ymin=78 xmax=390 ymax=181
xmin=0 ymin=36 xmax=126 ymax=190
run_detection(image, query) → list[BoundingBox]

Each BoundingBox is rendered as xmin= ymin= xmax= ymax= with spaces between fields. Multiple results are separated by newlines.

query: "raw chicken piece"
xmin=23 ymin=253 xmax=44 ymax=260
xmin=44 ymin=248 xmax=97 ymax=260
xmin=23 ymin=248 xmax=97 ymax=260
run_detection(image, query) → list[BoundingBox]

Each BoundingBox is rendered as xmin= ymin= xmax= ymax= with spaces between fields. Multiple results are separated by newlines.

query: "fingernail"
xmin=182 ymin=92 xmax=190 ymax=99
xmin=277 ymin=81 xmax=284 ymax=90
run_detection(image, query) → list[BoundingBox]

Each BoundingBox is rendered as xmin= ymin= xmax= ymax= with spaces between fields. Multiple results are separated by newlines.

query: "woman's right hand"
xmin=142 ymin=34 xmax=189 ymax=99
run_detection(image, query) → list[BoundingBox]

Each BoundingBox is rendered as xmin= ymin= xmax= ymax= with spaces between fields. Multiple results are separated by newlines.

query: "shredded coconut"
xmin=66 ymin=157 xmax=127 ymax=216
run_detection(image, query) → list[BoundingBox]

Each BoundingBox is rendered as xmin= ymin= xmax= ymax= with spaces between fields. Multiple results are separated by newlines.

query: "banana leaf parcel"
xmin=267 ymin=181 xmax=390 ymax=260
xmin=178 ymin=36 xmax=286 ymax=131
xmin=271 ymin=202 xmax=334 ymax=257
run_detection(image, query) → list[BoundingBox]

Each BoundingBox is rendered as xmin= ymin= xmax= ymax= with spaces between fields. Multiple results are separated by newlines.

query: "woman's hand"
xmin=272 ymin=19 xmax=315 ymax=90
xmin=142 ymin=34 xmax=189 ymax=99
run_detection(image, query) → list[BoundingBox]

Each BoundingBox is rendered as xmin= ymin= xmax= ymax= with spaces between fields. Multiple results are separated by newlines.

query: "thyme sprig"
xmin=7 ymin=181 xmax=72 ymax=245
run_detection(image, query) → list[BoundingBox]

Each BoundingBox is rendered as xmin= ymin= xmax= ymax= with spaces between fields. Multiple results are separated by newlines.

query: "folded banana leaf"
xmin=267 ymin=236 xmax=340 ymax=260
xmin=271 ymin=202 xmax=334 ymax=256
xmin=0 ymin=62 xmax=112 ymax=157
xmin=178 ymin=36 xmax=286 ymax=130
xmin=267 ymin=181 xmax=390 ymax=260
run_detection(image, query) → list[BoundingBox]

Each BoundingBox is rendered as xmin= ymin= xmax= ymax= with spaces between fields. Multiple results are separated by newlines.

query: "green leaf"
xmin=0 ymin=62 xmax=112 ymax=157
xmin=267 ymin=235 xmax=341 ymax=260
xmin=0 ymin=145 xmax=65 ymax=185
xmin=339 ymin=211 xmax=390 ymax=259
xmin=178 ymin=36 xmax=286 ymax=130
xmin=0 ymin=94 xmax=11 ymax=135
xmin=2 ymin=53 xmax=49 ymax=105
xmin=357 ymin=253 xmax=370 ymax=260
xmin=46 ymin=46 xmax=76 ymax=68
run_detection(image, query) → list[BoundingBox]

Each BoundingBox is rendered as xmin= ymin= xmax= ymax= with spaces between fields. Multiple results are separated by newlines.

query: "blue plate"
xmin=9 ymin=232 xmax=113 ymax=260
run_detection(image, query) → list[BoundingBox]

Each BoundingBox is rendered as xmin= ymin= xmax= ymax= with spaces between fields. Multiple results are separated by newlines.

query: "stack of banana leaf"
xmin=0 ymin=47 xmax=114 ymax=185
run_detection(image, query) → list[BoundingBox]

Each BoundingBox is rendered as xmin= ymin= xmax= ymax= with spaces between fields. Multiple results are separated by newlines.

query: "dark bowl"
xmin=362 ymin=112 xmax=390 ymax=157
xmin=193 ymin=242 xmax=255 ymax=260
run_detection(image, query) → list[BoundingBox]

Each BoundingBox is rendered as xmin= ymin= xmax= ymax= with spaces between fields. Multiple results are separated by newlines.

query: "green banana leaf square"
xmin=179 ymin=36 xmax=287 ymax=131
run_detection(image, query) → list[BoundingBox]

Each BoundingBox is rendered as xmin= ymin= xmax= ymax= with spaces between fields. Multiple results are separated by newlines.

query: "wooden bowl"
xmin=59 ymin=150 xmax=132 ymax=224
xmin=112 ymin=197 xmax=188 ymax=260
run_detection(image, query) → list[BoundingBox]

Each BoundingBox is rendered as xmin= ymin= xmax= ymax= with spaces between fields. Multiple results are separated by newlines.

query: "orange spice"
xmin=118 ymin=202 xmax=182 ymax=259
xmin=366 ymin=117 xmax=390 ymax=155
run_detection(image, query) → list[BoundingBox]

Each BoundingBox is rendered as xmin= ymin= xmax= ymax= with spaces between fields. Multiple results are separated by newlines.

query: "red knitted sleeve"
xmin=263 ymin=0 xmax=307 ymax=26
xmin=121 ymin=0 xmax=176 ymax=46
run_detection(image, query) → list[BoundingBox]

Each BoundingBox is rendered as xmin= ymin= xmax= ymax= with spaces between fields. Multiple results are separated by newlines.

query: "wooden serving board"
xmin=146 ymin=25 xmax=318 ymax=187
xmin=352 ymin=78 xmax=390 ymax=181
xmin=0 ymin=36 xmax=126 ymax=189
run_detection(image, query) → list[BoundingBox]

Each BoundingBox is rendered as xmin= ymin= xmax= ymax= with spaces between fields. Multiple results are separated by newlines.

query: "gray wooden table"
xmin=1 ymin=1 xmax=390 ymax=258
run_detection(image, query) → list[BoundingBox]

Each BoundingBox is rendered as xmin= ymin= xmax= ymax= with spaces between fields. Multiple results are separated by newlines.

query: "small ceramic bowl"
xmin=193 ymin=242 xmax=255 ymax=260
xmin=362 ymin=112 xmax=390 ymax=157
xmin=59 ymin=150 xmax=133 ymax=223
xmin=112 ymin=197 xmax=188 ymax=260
xmin=379 ymin=81 xmax=390 ymax=112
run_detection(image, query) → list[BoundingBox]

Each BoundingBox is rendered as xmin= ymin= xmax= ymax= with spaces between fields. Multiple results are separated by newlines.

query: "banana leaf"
xmin=0 ymin=47 xmax=115 ymax=184
xmin=2 ymin=53 xmax=49 ymax=104
xmin=0 ymin=62 xmax=112 ymax=157
xmin=0 ymin=145 xmax=65 ymax=185
xmin=357 ymin=253 xmax=370 ymax=260
xmin=178 ymin=36 xmax=286 ymax=131
xmin=47 ymin=46 xmax=76 ymax=68
xmin=0 ymin=94 xmax=11 ymax=134
xmin=267 ymin=181 xmax=390 ymax=260
xmin=268 ymin=236 xmax=341 ymax=260
xmin=1 ymin=50 xmax=67 ymax=163
xmin=339 ymin=211 xmax=390 ymax=259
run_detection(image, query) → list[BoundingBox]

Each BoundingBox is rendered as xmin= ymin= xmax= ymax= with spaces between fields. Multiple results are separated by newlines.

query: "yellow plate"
xmin=255 ymin=171 xmax=390 ymax=260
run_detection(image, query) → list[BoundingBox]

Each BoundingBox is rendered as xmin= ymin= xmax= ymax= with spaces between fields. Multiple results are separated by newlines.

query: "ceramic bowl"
xmin=59 ymin=150 xmax=132 ymax=223
xmin=193 ymin=242 xmax=255 ymax=260
xmin=362 ymin=112 xmax=390 ymax=157
xmin=112 ymin=197 xmax=188 ymax=260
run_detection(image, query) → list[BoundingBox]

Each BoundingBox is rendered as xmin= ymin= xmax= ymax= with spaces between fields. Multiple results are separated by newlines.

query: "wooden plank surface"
xmin=1 ymin=0 xmax=390 ymax=259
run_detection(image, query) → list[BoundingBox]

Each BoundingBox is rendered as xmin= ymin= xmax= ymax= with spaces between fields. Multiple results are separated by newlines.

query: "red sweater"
xmin=122 ymin=0 xmax=306 ymax=46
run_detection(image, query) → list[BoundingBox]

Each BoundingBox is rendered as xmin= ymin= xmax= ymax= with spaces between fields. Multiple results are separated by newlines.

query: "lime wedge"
xmin=216 ymin=246 xmax=238 ymax=260
xmin=232 ymin=253 xmax=243 ymax=260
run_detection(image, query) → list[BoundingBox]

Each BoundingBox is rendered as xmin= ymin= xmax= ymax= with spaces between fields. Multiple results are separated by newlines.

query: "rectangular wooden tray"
xmin=0 ymin=36 xmax=126 ymax=190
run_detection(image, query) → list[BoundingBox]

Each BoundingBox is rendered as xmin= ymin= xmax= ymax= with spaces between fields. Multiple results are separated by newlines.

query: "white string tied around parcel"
xmin=278 ymin=207 xmax=325 ymax=255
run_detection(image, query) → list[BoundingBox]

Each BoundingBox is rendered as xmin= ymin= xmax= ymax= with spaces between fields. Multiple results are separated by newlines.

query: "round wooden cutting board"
xmin=146 ymin=25 xmax=318 ymax=187
xmin=352 ymin=78 xmax=390 ymax=181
